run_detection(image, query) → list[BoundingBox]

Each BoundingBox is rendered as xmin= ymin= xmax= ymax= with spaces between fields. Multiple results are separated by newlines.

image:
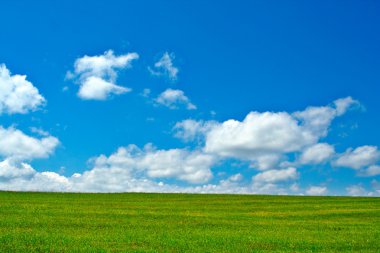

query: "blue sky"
xmin=0 ymin=0 xmax=379 ymax=195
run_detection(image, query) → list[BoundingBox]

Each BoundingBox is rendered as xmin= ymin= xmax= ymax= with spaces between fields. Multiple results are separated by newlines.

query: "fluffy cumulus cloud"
xmin=371 ymin=180 xmax=380 ymax=195
xmin=0 ymin=126 xmax=62 ymax=191
xmin=78 ymin=76 xmax=131 ymax=100
xmin=360 ymin=165 xmax=380 ymax=177
xmin=204 ymin=111 xmax=316 ymax=163
xmin=155 ymin=89 xmax=196 ymax=110
xmin=0 ymin=144 xmax=216 ymax=192
xmin=87 ymin=145 xmax=217 ymax=184
xmin=248 ymin=167 xmax=301 ymax=195
xmin=0 ymin=142 xmax=300 ymax=194
xmin=334 ymin=96 xmax=360 ymax=116
xmin=332 ymin=145 xmax=380 ymax=177
xmin=0 ymin=154 xmax=376 ymax=196
xmin=252 ymin=167 xmax=299 ymax=184
xmin=299 ymin=143 xmax=335 ymax=165
xmin=306 ymin=186 xmax=327 ymax=196
xmin=149 ymin=52 xmax=179 ymax=80
xmin=344 ymin=181 xmax=380 ymax=197
xmin=1 ymin=158 xmax=378 ymax=195
xmin=0 ymin=159 xmax=69 ymax=192
xmin=0 ymin=159 xmax=35 ymax=179
xmin=346 ymin=185 xmax=369 ymax=196
xmin=0 ymin=64 xmax=46 ymax=114
xmin=0 ymin=126 xmax=59 ymax=160
xmin=248 ymin=167 xmax=300 ymax=195
xmin=173 ymin=119 xmax=217 ymax=142
xmin=68 ymin=50 xmax=138 ymax=100
xmin=334 ymin=146 xmax=380 ymax=170
xmin=0 ymin=158 xmax=299 ymax=194
xmin=1 ymin=96 xmax=377 ymax=196
xmin=292 ymin=98 xmax=356 ymax=138
xmin=173 ymin=97 xmax=358 ymax=170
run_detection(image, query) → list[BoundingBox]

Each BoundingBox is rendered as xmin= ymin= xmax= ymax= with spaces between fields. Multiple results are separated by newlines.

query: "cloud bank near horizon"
xmin=0 ymin=84 xmax=378 ymax=196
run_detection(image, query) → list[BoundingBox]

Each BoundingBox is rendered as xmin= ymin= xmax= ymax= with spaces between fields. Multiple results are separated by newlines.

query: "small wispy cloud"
xmin=67 ymin=50 xmax=138 ymax=100
xmin=148 ymin=52 xmax=179 ymax=81
xmin=141 ymin=88 xmax=151 ymax=98
xmin=155 ymin=88 xmax=196 ymax=110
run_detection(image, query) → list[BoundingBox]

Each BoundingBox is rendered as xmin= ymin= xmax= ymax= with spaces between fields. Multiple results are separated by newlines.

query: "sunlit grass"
xmin=0 ymin=192 xmax=379 ymax=252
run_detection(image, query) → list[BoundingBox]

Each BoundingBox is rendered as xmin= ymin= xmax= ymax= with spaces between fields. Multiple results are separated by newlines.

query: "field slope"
xmin=0 ymin=192 xmax=379 ymax=252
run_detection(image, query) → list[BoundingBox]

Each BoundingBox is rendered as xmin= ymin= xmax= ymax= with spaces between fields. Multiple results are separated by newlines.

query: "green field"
xmin=0 ymin=192 xmax=379 ymax=252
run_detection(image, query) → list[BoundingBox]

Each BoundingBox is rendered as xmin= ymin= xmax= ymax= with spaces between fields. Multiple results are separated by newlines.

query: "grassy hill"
xmin=0 ymin=192 xmax=379 ymax=252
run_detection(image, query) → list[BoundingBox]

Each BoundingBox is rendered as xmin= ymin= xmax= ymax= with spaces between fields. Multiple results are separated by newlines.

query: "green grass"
xmin=0 ymin=192 xmax=379 ymax=252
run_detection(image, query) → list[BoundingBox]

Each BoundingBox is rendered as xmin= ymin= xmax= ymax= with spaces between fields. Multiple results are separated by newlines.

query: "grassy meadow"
xmin=0 ymin=192 xmax=379 ymax=252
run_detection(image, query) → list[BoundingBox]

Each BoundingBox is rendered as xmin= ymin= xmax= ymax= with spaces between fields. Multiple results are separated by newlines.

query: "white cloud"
xmin=334 ymin=146 xmax=380 ymax=169
xmin=0 ymin=96 xmax=370 ymax=195
xmin=139 ymin=149 xmax=214 ymax=183
xmin=84 ymin=144 xmax=217 ymax=184
xmin=0 ymin=154 xmax=318 ymax=195
xmin=30 ymin=127 xmax=50 ymax=137
xmin=334 ymin=96 xmax=359 ymax=116
xmin=252 ymin=167 xmax=298 ymax=184
xmin=141 ymin=88 xmax=151 ymax=98
xmin=305 ymin=186 xmax=327 ymax=196
xmin=77 ymin=76 xmax=131 ymax=100
xmin=250 ymin=154 xmax=284 ymax=171
xmin=0 ymin=126 xmax=59 ymax=160
xmin=1 ymin=143 xmax=287 ymax=193
xmin=73 ymin=50 xmax=138 ymax=80
xmin=359 ymin=165 xmax=380 ymax=177
xmin=149 ymin=52 xmax=178 ymax=80
xmin=155 ymin=89 xmax=196 ymax=110
xmin=169 ymin=97 xmax=359 ymax=170
xmin=293 ymin=97 xmax=358 ymax=137
xmin=68 ymin=50 xmax=138 ymax=100
xmin=293 ymin=106 xmax=336 ymax=138
xmin=203 ymin=111 xmax=316 ymax=170
xmin=290 ymin=183 xmax=300 ymax=192
xmin=371 ymin=180 xmax=380 ymax=195
xmin=346 ymin=184 xmax=368 ymax=196
xmin=70 ymin=173 xmax=167 ymax=193
xmin=0 ymin=159 xmax=295 ymax=194
xmin=0 ymin=64 xmax=46 ymax=114
xmin=174 ymin=119 xmax=217 ymax=142
xmin=0 ymin=159 xmax=35 ymax=179
xmin=205 ymin=112 xmax=315 ymax=160
xmin=250 ymin=182 xmax=297 ymax=195
xmin=228 ymin=173 xmax=243 ymax=182
xmin=0 ymin=159 xmax=70 ymax=192
xmin=299 ymin=143 xmax=335 ymax=165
